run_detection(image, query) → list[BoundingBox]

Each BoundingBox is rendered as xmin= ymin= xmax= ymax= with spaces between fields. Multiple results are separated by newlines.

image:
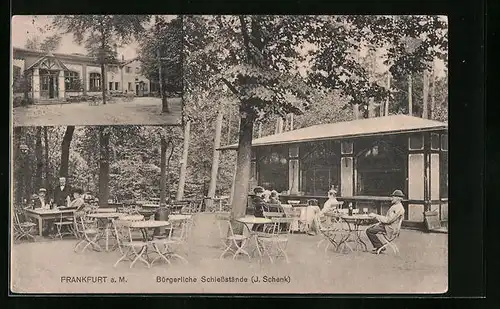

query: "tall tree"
xmin=138 ymin=16 xmax=182 ymax=113
xmin=208 ymin=109 xmax=225 ymax=201
xmin=98 ymin=127 xmax=110 ymax=205
xmin=176 ymin=121 xmax=191 ymax=201
xmin=185 ymin=15 xmax=315 ymax=220
xmin=53 ymin=15 xmax=150 ymax=104
xmin=60 ymin=126 xmax=75 ymax=177
xmin=34 ymin=127 xmax=43 ymax=190
xmin=43 ymin=127 xmax=50 ymax=190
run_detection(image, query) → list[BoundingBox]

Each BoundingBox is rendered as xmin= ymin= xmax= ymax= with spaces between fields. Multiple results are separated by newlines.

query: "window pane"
xmin=441 ymin=134 xmax=448 ymax=151
xmin=409 ymin=134 xmax=424 ymax=150
xmin=341 ymin=141 xmax=353 ymax=154
xmin=431 ymin=133 xmax=440 ymax=150
xmin=440 ymin=152 xmax=448 ymax=198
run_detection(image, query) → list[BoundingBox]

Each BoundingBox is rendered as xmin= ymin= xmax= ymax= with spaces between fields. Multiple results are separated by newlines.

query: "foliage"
xmin=137 ymin=16 xmax=182 ymax=94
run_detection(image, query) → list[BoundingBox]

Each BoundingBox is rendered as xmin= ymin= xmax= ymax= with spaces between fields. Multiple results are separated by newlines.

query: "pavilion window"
xmin=440 ymin=151 xmax=448 ymax=199
xmin=64 ymin=71 xmax=80 ymax=92
xmin=441 ymin=134 xmax=448 ymax=151
xmin=409 ymin=134 xmax=424 ymax=150
xmin=431 ymin=133 xmax=440 ymax=150
xmin=257 ymin=145 xmax=289 ymax=193
xmin=115 ymin=82 xmax=119 ymax=91
xmin=356 ymin=140 xmax=405 ymax=196
xmin=300 ymin=141 xmax=339 ymax=196
xmin=89 ymin=73 xmax=101 ymax=92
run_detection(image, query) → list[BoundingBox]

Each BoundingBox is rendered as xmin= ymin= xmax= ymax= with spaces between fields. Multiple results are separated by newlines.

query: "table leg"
xmin=38 ymin=217 xmax=43 ymax=236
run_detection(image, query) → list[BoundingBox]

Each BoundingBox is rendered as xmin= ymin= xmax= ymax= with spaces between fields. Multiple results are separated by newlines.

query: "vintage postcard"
xmin=10 ymin=15 xmax=448 ymax=294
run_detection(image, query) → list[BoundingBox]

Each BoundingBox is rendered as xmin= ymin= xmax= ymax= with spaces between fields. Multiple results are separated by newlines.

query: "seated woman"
xmin=67 ymin=188 xmax=86 ymax=210
xmin=267 ymin=190 xmax=283 ymax=213
xmin=305 ymin=189 xmax=340 ymax=235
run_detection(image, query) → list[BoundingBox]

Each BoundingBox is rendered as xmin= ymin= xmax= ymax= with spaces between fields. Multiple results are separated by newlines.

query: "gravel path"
xmin=13 ymin=97 xmax=182 ymax=126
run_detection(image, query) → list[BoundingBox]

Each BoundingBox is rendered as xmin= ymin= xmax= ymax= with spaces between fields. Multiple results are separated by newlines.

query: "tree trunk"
xmin=13 ymin=127 xmax=23 ymax=204
xmin=159 ymin=136 xmax=167 ymax=205
xmin=422 ymin=70 xmax=429 ymax=119
xmin=35 ymin=127 xmax=43 ymax=190
xmin=158 ymin=50 xmax=170 ymax=113
xmin=385 ymin=73 xmax=391 ymax=116
xmin=290 ymin=113 xmax=294 ymax=130
xmin=231 ymin=113 xmax=254 ymax=220
xmin=368 ymin=98 xmax=376 ymax=118
xmin=353 ymin=103 xmax=360 ymax=119
xmin=227 ymin=111 xmax=233 ymax=145
xmin=258 ymin=122 xmax=262 ymax=138
xmin=208 ymin=110 xmax=224 ymax=200
xmin=101 ymin=63 xmax=106 ymax=105
xmin=60 ymin=126 xmax=75 ymax=177
xmin=176 ymin=121 xmax=191 ymax=201
xmin=166 ymin=140 xmax=175 ymax=202
xmin=98 ymin=127 xmax=110 ymax=206
xmin=430 ymin=67 xmax=436 ymax=119
xmin=408 ymin=74 xmax=413 ymax=116
xmin=43 ymin=127 xmax=50 ymax=189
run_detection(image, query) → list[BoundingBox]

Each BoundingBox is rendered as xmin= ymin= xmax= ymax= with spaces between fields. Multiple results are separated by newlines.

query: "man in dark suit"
xmin=251 ymin=186 xmax=267 ymax=232
xmin=53 ymin=177 xmax=71 ymax=207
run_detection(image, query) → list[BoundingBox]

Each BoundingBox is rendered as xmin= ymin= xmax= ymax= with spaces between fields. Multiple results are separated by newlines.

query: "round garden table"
xmin=339 ymin=214 xmax=378 ymax=252
xmin=87 ymin=212 xmax=122 ymax=252
xmin=129 ymin=220 xmax=170 ymax=241
xmin=119 ymin=214 xmax=144 ymax=222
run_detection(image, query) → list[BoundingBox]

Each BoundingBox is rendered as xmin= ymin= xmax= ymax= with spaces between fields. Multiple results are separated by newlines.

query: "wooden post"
xmin=176 ymin=121 xmax=191 ymax=201
xmin=408 ymin=74 xmax=413 ymax=116
xmin=208 ymin=110 xmax=224 ymax=200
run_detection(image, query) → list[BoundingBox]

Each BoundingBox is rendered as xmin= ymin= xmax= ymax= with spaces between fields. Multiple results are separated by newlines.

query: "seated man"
xmin=251 ymin=186 xmax=267 ymax=232
xmin=366 ymin=189 xmax=406 ymax=253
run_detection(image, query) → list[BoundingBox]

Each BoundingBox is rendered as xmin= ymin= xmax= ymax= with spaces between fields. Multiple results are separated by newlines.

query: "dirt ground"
xmin=12 ymin=97 xmax=182 ymax=126
xmin=10 ymin=213 xmax=448 ymax=294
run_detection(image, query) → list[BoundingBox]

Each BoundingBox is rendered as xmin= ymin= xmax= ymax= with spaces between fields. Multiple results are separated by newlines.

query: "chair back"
xmin=263 ymin=211 xmax=284 ymax=219
xmin=113 ymin=219 xmax=133 ymax=246
xmin=270 ymin=217 xmax=293 ymax=234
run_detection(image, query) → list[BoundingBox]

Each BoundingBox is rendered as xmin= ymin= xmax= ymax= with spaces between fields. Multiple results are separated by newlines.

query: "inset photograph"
xmin=11 ymin=15 xmax=182 ymax=126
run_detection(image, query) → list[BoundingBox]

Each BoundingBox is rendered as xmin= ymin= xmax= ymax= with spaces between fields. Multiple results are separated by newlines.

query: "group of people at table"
xmin=251 ymin=185 xmax=405 ymax=254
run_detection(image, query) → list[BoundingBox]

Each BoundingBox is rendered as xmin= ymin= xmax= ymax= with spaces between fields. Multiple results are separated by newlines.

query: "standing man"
xmin=53 ymin=177 xmax=71 ymax=208
xmin=366 ymin=189 xmax=406 ymax=253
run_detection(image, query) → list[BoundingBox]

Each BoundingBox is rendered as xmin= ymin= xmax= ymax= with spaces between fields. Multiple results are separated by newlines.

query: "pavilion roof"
xmin=218 ymin=115 xmax=448 ymax=150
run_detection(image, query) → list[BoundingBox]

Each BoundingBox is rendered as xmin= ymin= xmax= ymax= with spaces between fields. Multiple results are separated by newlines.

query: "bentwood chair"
xmin=113 ymin=219 xmax=151 ymax=268
xmin=314 ymin=215 xmax=341 ymax=252
xmin=73 ymin=211 xmax=102 ymax=253
xmin=368 ymin=216 xmax=403 ymax=255
xmin=150 ymin=220 xmax=189 ymax=266
xmin=53 ymin=212 xmax=76 ymax=239
xmin=219 ymin=219 xmax=251 ymax=261
xmin=13 ymin=209 xmax=37 ymax=242
xmin=256 ymin=217 xmax=293 ymax=263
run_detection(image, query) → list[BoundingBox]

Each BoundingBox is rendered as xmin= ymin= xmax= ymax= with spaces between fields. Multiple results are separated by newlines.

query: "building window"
xmin=431 ymin=133 xmax=440 ymax=150
xmin=341 ymin=141 xmax=353 ymax=154
xmin=257 ymin=146 xmax=289 ymax=193
xmin=125 ymin=66 xmax=131 ymax=73
xmin=409 ymin=134 xmax=424 ymax=150
xmin=441 ymin=134 xmax=448 ymax=151
xmin=440 ymin=152 xmax=448 ymax=198
xmin=143 ymin=83 xmax=148 ymax=92
xmin=89 ymin=73 xmax=101 ymax=91
xmin=356 ymin=140 xmax=405 ymax=196
xmin=128 ymin=82 xmax=132 ymax=91
xmin=300 ymin=141 xmax=339 ymax=196
xmin=64 ymin=71 xmax=80 ymax=92
xmin=115 ymin=82 xmax=119 ymax=91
